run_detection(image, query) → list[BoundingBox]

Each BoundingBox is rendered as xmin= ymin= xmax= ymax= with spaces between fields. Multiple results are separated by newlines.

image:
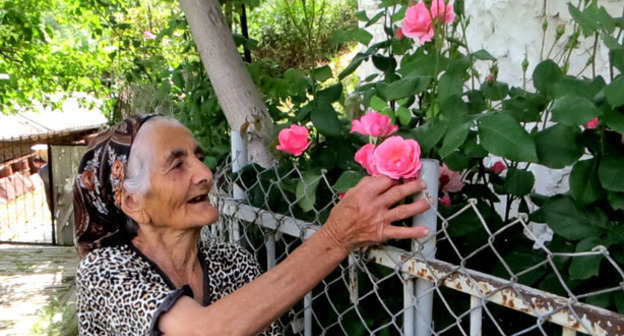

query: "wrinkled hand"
xmin=321 ymin=175 xmax=431 ymax=253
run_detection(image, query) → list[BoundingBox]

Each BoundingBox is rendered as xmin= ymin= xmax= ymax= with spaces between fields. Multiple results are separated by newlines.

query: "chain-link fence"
xmin=205 ymin=149 xmax=624 ymax=336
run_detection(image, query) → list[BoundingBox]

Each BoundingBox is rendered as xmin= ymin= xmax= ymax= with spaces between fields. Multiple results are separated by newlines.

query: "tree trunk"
xmin=179 ymin=0 xmax=274 ymax=167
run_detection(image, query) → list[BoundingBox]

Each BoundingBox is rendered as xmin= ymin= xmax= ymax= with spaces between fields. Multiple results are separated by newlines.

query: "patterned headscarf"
xmin=73 ymin=114 xmax=158 ymax=257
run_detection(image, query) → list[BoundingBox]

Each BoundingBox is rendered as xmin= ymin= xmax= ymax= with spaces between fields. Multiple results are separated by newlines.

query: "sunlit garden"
xmin=1 ymin=0 xmax=624 ymax=335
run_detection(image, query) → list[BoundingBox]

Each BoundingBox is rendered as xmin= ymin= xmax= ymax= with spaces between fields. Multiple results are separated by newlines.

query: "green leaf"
xmin=608 ymin=192 xmax=624 ymax=211
xmin=372 ymin=54 xmax=397 ymax=72
xmin=296 ymin=171 xmax=321 ymax=212
xmin=604 ymin=76 xmax=624 ymax=108
xmin=569 ymin=237 xmax=604 ymax=280
xmin=366 ymin=11 xmax=385 ymax=27
xmin=568 ymin=2 xmax=615 ymax=36
xmin=396 ymin=106 xmax=411 ymax=126
xmin=478 ymin=112 xmax=538 ymax=162
xmin=602 ymin=109 xmax=624 ymax=133
xmin=551 ymin=95 xmax=602 ymax=126
xmin=611 ymin=49 xmax=624 ymax=73
xmin=312 ymin=65 xmax=332 ymax=82
xmin=413 ymin=122 xmax=448 ymax=152
xmin=502 ymin=94 xmax=543 ymax=122
xmin=437 ymin=71 xmax=465 ymax=102
xmin=552 ymin=76 xmax=601 ymax=100
xmin=471 ymin=49 xmax=496 ymax=61
xmin=333 ymin=171 xmax=366 ymax=193
xmin=481 ymin=81 xmax=509 ymax=101
xmin=444 ymin=151 xmax=471 ymax=171
xmin=570 ymin=158 xmax=604 ymax=206
xmin=533 ymin=60 xmax=562 ymax=95
xmin=378 ymin=76 xmax=430 ymax=101
xmin=440 ymin=95 xmax=468 ymax=121
xmin=598 ymin=152 xmax=624 ymax=192
xmin=533 ymin=124 xmax=583 ymax=169
xmin=440 ymin=121 xmax=470 ymax=159
xmin=369 ymin=95 xmax=387 ymax=112
xmin=316 ymin=83 xmax=343 ymax=105
xmin=332 ymin=28 xmax=373 ymax=45
xmin=311 ymin=103 xmax=342 ymax=137
xmin=355 ymin=10 xmax=369 ymax=21
xmin=535 ymin=196 xmax=605 ymax=240
xmin=502 ymin=168 xmax=534 ymax=197
xmin=339 ymin=53 xmax=368 ymax=79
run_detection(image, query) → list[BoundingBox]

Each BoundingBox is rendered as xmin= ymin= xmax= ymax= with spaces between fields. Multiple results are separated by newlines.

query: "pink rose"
xmin=439 ymin=193 xmax=451 ymax=206
xmin=397 ymin=28 xmax=404 ymax=40
xmin=276 ymin=125 xmax=311 ymax=156
xmin=354 ymin=144 xmax=379 ymax=176
xmin=585 ymin=118 xmax=599 ymax=129
xmin=351 ymin=112 xmax=399 ymax=138
xmin=143 ymin=31 xmax=157 ymax=40
xmin=430 ymin=0 xmax=455 ymax=24
xmin=401 ymin=2 xmax=434 ymax=43
xmin=490 ymin=161 xmax=506 ymax=174
xmin=373 ymin=136 xmax=422 ymax=179
xmin=439 ymin=163 xmax=464 ymax=193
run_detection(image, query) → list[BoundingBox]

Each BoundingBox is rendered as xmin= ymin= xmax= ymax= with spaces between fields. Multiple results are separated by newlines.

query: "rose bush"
xmin=236 ymin=0 xmax=624 ymax=330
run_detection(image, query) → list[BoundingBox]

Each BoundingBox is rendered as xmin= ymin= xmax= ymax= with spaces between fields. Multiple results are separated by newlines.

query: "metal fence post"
xmin=470 ymin=295 xmax=483 ymax=336
xmin=230 ymin=130 xmax=247 ymax=243
xmin=413 ymin=159 xmax=439 ymax=336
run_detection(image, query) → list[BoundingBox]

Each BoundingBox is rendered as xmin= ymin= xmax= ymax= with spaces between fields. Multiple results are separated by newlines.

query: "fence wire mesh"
xmin=205 ymin=154 xmax=624 ymax=336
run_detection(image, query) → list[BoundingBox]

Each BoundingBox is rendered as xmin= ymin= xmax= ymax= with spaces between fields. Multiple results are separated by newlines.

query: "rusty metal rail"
xmin=217 ymin=198 xmax=624 ymax=336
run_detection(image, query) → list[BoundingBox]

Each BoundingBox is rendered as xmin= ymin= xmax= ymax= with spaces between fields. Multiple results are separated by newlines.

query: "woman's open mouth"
xmin=188 ymin=194 xmax=208 ymax=204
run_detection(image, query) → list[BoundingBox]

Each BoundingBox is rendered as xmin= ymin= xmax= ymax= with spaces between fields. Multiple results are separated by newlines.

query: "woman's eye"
xmin=174 ymin=161 xmax=184 ymax=169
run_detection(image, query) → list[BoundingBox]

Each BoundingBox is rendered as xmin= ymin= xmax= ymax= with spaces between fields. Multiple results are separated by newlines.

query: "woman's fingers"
xmin=383 ymin=225 xmax=430 ymax=240
xmin=356 ymin=175 xmax=398 ymax=197
xmin=384 ymin=198 xmax=431 ymax=223
xmin=377 ymin=179 xmax=426 ymax=207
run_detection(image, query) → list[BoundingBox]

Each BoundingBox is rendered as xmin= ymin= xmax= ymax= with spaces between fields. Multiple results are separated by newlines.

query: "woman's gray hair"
xmin=123 ymin=115 xmax=185 ymax=196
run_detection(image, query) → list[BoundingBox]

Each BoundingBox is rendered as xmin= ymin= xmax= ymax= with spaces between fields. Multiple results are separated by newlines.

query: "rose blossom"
xmin=401 ymin=2 xmax=434 ymax=43
xmin=143 ymin=31 xmax=157 ymax=40
xmin=439 ymin=193 xmax=451 ymax=206
xmin=354 ymin=144 xmax=379 ymax=176
xmin=276 ymin=125 xmax=311 ymax=156
xmin=490 ymin=161 xmax=506 ymax=174
xmin=585 ymin=118 xmax=599 ymax=129
xmin=373 ymin=136 xmax=422 ymax=179
xmin=430 ymin=0 xmax=455 ymax=24
xmin=351 ymin=112 xmax=399 ymax=138
xmin=397 ymin=28 xmax=404 ymax=40
xmin=401 ymin=1 xmax=454 ymax=43
xmin=439 ymin=163 xmax=464 ymax=193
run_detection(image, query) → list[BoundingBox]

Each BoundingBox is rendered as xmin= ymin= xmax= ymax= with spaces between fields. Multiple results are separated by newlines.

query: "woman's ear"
xmin=120 ymin=189 xmax=150 ymax=225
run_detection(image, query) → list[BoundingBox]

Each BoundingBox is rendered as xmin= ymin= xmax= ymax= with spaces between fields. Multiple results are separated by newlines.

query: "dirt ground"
xmin=0 ymin=244 xmax=78 ymax=335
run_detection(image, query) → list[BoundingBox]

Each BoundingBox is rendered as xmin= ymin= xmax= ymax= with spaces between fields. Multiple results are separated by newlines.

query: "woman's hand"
xmin=321 ymin=175 xmax=430 ymax=254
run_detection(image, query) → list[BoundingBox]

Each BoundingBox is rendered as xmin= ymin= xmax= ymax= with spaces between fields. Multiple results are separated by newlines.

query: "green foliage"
xmin=248 ymin=0 xmax=358 ymax=71
xmin=234 ymin=0 xmax=624 ymax=323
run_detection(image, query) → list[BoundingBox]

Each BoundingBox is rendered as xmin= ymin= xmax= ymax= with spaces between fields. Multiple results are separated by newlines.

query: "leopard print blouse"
xmin=76 ymin=239 xmax=282 ymax=336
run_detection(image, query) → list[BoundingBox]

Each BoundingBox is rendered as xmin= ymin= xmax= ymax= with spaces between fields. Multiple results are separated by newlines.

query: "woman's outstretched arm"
xmin=159 ymin=175 xmax=430 ymax=336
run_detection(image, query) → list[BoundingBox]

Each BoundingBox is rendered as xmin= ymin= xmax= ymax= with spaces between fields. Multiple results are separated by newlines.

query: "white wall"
xmin=357 ymin=0 xmax=621 ymax=199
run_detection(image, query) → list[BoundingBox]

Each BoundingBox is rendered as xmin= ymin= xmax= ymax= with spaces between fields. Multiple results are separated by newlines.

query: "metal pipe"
xmin=470 ymin=295 xmax=483 ymax=336
xmin=304 ymin=292 xmax=313 ymax=336
xmin=266 ymin=233 xmax=276 ymax=269
xmin=403 ymin=277 xmax=416 ymax=336
xmin=230 ymin=130 xmax=247 ymax=243
xmin=348 ymin=254 xmax=359 ymax=305
xmin=413 ymin=159 xmax=439 ymax=336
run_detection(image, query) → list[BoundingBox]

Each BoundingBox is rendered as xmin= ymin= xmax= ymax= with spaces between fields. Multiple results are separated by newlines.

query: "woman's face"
xmin=135 ymin=121 xmax=219 ymax=229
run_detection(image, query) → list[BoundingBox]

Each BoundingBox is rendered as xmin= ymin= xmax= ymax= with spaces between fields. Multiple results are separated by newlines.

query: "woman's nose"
xmin=191 ymin=156 xmax=214 ymax=186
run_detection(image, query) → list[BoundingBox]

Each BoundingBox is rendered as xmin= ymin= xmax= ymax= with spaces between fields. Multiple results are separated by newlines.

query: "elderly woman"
xmin=74 ymin=114 xmax=431 ymax=336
